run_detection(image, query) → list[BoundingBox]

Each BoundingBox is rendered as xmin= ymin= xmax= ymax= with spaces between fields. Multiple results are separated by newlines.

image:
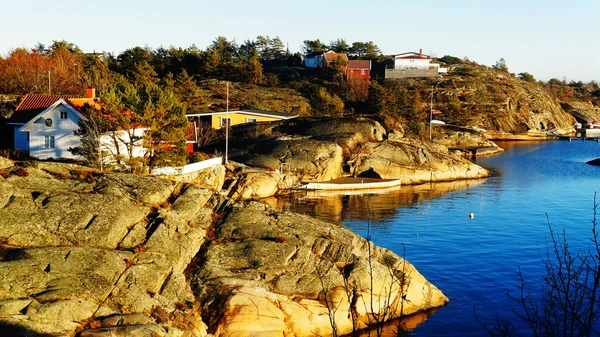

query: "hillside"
xmin=370 ymin=64 xmax=577 ymax=138
xmin=192 ymin=80 xmax=312 ymax=115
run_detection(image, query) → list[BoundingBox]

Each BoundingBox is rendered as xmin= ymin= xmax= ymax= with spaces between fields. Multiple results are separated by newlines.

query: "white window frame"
xmin=245 ymin=118 xmax=257 ymax=123
xmin=44 ymin=135 xmax=55 ymax=149
xmin=360 ymin=69 xmax=366 ymax=75
xmin=219 ymin=117 xmax=232 ymax=128
xmin=60 ymin=111 xmax=68 ymax=119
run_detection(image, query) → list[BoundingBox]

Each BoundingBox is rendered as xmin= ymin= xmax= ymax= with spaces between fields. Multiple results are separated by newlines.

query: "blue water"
xmin=272 ymin=140 xmax=600 ymax=336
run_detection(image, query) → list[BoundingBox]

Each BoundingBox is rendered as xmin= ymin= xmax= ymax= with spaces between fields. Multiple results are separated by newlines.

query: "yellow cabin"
xmin=187 ymin=109 xmax=297 ymax=130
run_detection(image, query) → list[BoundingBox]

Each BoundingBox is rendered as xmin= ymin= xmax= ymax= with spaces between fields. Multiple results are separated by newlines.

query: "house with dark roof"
xmin=6 ymin=88 xmax=147 ymax=160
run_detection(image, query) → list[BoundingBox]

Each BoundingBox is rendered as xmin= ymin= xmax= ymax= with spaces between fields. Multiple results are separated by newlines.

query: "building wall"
xmin=305 ymin=56 xmax=323 ymax=68
xmin=99 ymin=128 xmax=147 ymax=163
xmin=209 ymin=113 xmax=285 ymax=129
xmin=347 ymin=69 xmax=370 ymax=80
xmin=394 ymin=58 xmax=435 ymax=70
xmin=13 ymin=128 xmax=28 ymax=152
xmin=385 ymin=69 xmax=440 ymax=79
xmin=26 ymin=105 xmax=82 ymax=159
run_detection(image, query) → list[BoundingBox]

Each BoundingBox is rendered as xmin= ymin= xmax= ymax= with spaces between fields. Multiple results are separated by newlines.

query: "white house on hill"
xmin=393 ymin=49 xmax=447 ymax=73
xmin=6 ymin=89 xmax=147 ymax=161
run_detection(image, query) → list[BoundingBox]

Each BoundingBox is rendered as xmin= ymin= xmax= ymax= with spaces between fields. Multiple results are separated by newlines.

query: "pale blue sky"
xmin=2 ymin=0 xmax=599 ymax=82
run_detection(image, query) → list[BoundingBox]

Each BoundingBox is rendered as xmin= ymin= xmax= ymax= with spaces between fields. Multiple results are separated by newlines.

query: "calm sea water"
xmin=269 ymin=140 xmax=600 ymax=336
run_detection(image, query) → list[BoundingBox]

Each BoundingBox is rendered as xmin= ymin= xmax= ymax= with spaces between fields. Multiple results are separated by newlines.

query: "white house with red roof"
xmin=6 ymin=90 xmax=94 ymax=159
xmin=6 ymin=88 xmax=147 ymax=161
xmin=392 ymin=49 xmax=447 ymax=73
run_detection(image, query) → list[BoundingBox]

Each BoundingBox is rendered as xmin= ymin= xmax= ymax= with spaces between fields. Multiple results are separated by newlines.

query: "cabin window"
xmin=45 ymin=118 xmax=53 ymax=127
xmin=246 ymin=118 xmax=257 ymax=123
xmin=60 ymin=111 xmax=68 ymax=119
xmin=219 ymin=117 xmax=231 ymax=128
xmin=361 ymin=69 xmax=366 ymax=75
xmin=44 ymin=136 xmax=55 ymax=149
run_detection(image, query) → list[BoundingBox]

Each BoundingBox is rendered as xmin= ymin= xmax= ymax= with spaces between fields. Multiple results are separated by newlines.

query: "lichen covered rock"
xmin=352 ymin=139 xmax=488 ymax=184
xmin=192 ymin=201 xmax=449 ymax=336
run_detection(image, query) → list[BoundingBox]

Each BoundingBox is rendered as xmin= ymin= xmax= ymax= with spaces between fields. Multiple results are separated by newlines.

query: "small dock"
xmin=557 ymin=128 xmax=600 ymax=142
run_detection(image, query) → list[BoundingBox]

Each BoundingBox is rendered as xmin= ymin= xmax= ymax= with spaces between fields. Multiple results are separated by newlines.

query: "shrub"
xmin=189 ymin=152 xmax=208 ymax=164
xmin=477 ymin=194 xmax=600 ymax=337
xmin=518 ymin=72 xmax=536 ymax=83
xmin=452 ymin=66 xmax=479 ymax=77
xmin=439 ymin=55 xmax=463 ymax=65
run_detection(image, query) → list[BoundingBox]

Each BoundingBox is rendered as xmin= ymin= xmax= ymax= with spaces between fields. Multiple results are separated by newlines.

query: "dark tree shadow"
xmin=0 ymin=322 xmax=56 ymax=337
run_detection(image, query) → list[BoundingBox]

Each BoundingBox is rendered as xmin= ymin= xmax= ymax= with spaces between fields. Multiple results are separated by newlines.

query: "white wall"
xmin=27 ymin=105 xmax=83 ymax=159
xmin=151 ymin=157 xmax=222 ymax=176
xmin=99 ymin=128 xmax=147 ymax=163
xmin=394 ymin=58 xmax=436 ymax=70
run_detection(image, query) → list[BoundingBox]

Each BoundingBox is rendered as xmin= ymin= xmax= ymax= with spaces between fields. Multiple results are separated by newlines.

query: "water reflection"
xmin=349 ymin=308 xmax=441 ymax=337
xmin=267 ymin=178 xmax=487 ymax=225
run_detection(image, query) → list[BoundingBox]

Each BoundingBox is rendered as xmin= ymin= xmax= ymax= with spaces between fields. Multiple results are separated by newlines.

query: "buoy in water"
xmin=469 ymin=212 xmax=474 ymax=219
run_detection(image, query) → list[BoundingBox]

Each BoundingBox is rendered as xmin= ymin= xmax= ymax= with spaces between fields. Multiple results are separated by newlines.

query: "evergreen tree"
xmin=68 ymin=103 xmax=112 ymax=169
xmin=329 ymin=39 xmax=350 ymax=53
xmin=134 ymin=81 xmax=188 ymax=169
xmin=269 ymin=37 xmax=285 ymax=60
xmin=349 ymin=41 xmax=381 ymax=59
xmin=303 ymin=39 xmax=325 ymax=54
xmin=241 ymin=49 xmax=264 ymax=84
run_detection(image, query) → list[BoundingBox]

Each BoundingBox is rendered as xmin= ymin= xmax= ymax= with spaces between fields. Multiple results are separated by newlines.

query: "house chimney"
xmin=419 ymin=49 xmax=423 ymax=58
xmin=85 ymin=87 xmax=96 ymax=99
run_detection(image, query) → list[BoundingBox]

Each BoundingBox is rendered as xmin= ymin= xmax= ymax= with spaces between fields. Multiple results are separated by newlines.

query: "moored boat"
xmin=297 ymin=177 xmax=401 ymax=191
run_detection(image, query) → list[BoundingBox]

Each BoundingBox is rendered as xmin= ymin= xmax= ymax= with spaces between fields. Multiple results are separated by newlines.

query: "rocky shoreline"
xmin=0 ymin=156 xmax=449 ymax=336
xmin=219 ymin=118 xmax=490 ymax=200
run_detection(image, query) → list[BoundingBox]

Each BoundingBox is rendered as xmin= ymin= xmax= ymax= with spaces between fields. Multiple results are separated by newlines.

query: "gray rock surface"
xmin=193 ymin=201 xmax=449 ymax=336
xmin=240 ymin=137 xmax=344 ymax=181
xmin=0 ymin=162 xmax=211 ymax=337
xmin=0 ymin=156 xmax=13 ymax=170
xmin=351 ymin=139 xmax=489 ymax=183
xmin=0 ymin=158 xmax=448 ymax=336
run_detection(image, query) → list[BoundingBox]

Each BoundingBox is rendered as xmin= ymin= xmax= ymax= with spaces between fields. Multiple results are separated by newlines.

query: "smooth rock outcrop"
xmin=228 ymin=169 xmax=283 ymax=200
xmin=352 ymin=139 xmax=488 ymax=183
xmin=0 ymin=163 xmax=211 ymax=337
xmin=0 ymin=156 xmax=13 ymax=170
xmin=0 ymin=159 xmax=449 ymax=336
xmin=193 ymin=201 xmax=449 ymax=336
xmin=239 ymin=137 xmax=344 ymax=181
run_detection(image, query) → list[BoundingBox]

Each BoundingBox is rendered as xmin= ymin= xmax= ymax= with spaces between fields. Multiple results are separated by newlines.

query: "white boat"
xmin=297 ymin=177 xmax=401 ymax=191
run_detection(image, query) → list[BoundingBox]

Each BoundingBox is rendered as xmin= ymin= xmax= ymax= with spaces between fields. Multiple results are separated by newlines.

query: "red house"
xmin=346 ymin=60 xmax=371 ymax=80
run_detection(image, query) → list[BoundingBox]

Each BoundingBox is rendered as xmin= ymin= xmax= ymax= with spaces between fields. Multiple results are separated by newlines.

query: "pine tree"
xmin=134 ymin=81 xmax=188 ymax=169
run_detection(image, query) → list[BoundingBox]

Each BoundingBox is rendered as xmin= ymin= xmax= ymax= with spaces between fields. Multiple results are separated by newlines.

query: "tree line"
xmin=2 ymin=38 xmax=597 ymax=146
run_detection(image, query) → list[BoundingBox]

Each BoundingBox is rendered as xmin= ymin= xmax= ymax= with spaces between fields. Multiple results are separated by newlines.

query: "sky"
xmin=2 ymin=0 xmax=599 ymax=82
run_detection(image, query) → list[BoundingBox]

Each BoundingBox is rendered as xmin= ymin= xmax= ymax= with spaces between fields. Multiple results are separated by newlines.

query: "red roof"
xmin=9 ymin=94 xmax=70 ymax=124
xmin=9 ymin=94 xmax=94 ymax=124
xmin=347 ymin=60 xmax=371 ymax=70
xmin=15 ymin=94 xmax=78 ymax=111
